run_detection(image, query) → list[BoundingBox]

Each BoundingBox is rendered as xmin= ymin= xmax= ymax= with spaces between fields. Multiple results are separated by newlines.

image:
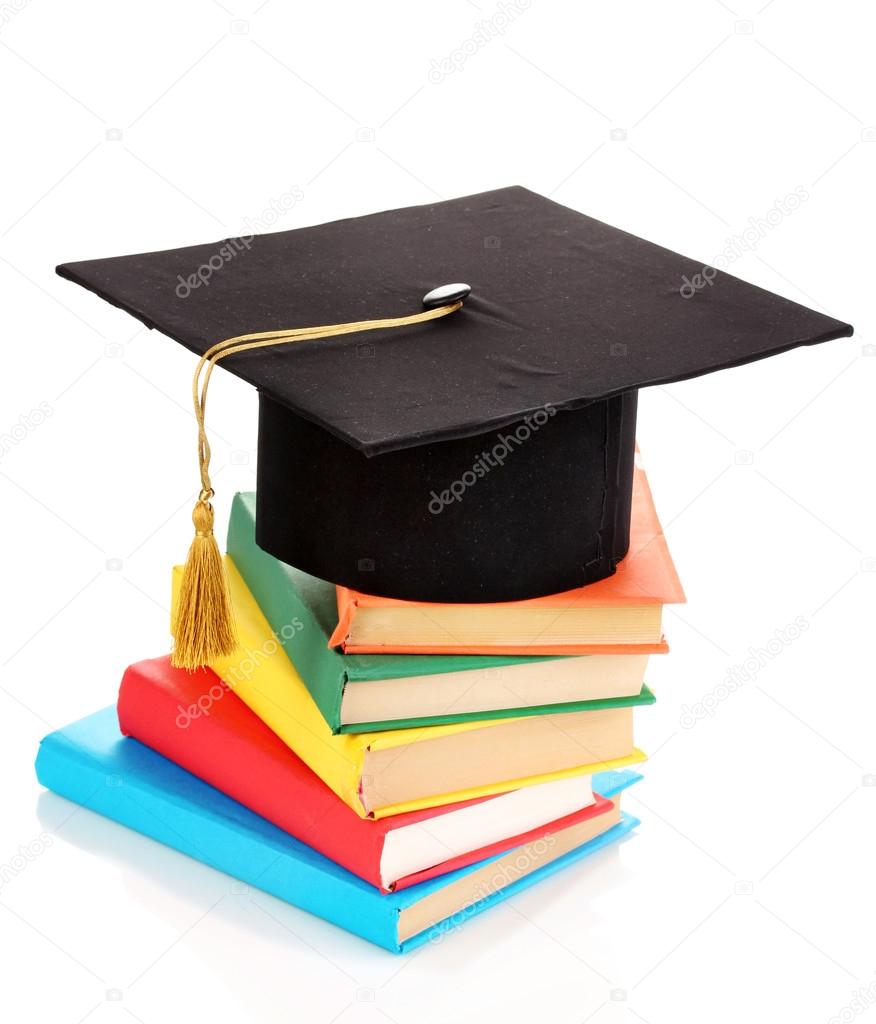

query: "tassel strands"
xmin=171 ymin=496 xmax=238 ymax=670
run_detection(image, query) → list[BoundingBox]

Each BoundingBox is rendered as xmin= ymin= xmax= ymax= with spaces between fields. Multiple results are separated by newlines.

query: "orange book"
xmin=330 ymin=462 xmax=685 ymax=655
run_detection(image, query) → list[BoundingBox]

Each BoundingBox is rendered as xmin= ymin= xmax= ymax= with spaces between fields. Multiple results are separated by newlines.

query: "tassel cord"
xmin=172 ymin=299 xmax=463 ymax=669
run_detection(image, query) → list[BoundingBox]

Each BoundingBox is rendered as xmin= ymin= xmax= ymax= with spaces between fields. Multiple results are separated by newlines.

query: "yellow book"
xmin=172 ymin=559 xmax=647 ymax=819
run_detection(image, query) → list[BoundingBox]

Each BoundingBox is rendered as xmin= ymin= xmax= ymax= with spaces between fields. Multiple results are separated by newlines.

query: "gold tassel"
xmin=171 ymin=497 xmax=237 ymax=669
xmin=172 ymin=293 xmax=466 ymax=669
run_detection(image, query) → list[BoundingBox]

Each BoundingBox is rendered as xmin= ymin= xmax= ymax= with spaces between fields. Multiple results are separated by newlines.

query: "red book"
xmin=118 ymin=657 xmax=613 ymax=893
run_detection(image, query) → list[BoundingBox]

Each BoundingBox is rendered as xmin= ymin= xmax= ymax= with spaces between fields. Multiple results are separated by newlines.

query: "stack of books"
xmin=41 ymin=183 xmax=849 ymax=952
xmin=35 ymin=460 xmax=683 ymax=953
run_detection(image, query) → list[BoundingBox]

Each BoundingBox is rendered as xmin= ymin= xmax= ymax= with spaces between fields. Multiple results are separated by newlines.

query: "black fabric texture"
xmin=255 ymin=393 xmax=636 ymax=601
xmin=56 ymin=185 xmax=852 ymax=457
xmin=55 ymin=186 xmax=852 ymax=599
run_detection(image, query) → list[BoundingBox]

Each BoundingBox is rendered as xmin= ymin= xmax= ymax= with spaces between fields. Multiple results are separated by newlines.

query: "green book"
xmin=227 ymin=493 xmax=655 ymax=734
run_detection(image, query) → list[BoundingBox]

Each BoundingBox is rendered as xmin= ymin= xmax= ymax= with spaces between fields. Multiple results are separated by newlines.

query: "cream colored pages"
xmin=341 ymin=654 xmax=649 ymax=724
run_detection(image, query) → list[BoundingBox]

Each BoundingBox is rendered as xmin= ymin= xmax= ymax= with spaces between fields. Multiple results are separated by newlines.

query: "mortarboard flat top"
xmin=57 ymin=186 xmax=851 ymax=457
xmin=57 ymin=187 xmax=853 ymax=602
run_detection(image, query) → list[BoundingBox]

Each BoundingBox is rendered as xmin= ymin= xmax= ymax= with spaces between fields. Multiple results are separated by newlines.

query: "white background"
xmin=1 ymin=2 xmax=874 ymax=1022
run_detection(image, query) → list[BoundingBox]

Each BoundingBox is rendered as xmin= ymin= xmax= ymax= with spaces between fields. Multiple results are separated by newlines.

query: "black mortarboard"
xmin=57 ymin=186 xmax=852 ymax=642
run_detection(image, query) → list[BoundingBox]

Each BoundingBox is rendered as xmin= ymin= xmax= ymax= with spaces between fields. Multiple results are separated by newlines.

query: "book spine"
xmin=117 ymin=661 xmax=389 ymax=891
xmin=176 ymin=561 xmax=370 ymax=819
xmin=34 ymin=729 xmax=401 ymax=952
xmin=227 ymin=493 xmax=346 ymax=733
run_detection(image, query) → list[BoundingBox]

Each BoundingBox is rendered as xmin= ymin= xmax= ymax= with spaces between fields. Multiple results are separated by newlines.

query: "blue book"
xmin=35 ymin=708 xmax=640 ymax=953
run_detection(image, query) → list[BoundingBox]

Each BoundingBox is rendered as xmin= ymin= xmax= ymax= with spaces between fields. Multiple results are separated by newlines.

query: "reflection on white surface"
xmin=2 ymin=0 xmax=875 ymax=1020
xmin=26 ymin=790 xmax=641 ymax=1023
xmin=35 ymin=789 xmax=634 ymax=953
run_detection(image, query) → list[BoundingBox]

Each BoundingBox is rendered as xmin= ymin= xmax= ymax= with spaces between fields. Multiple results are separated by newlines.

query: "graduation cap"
xmin=57 ymin=185 xmax=852 ymax=667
